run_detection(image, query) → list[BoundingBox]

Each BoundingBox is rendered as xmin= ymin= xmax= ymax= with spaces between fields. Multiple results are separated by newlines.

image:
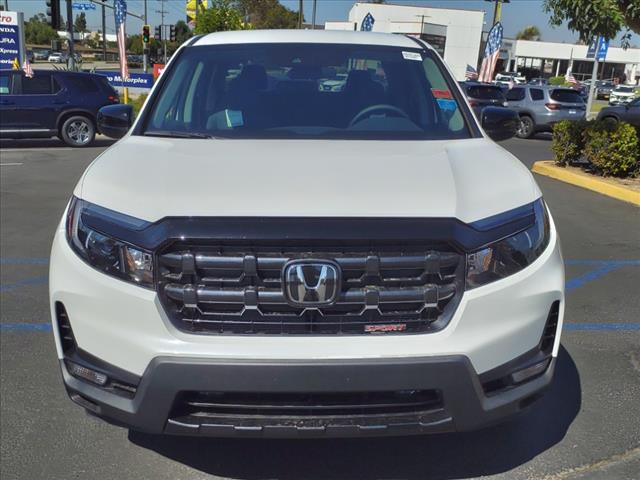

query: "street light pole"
xmin=156 ymin=0 xmax=167 ymax=64
xmin=101 ymin=1 xmax=106 ymax=62
xmin=311 ymin=0 xmax=316 ymax=29
xmin=143 ymin=0 xmax=148 ymax=72
xmin=484 ymin=0 xmax=510 ymax=25
xmin=66 ymin=0 xmax=75 ymax=70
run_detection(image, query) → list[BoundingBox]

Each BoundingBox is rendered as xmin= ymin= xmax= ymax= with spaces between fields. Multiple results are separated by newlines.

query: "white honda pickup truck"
xmin=50 ymin=30 xmax=564 ymax=437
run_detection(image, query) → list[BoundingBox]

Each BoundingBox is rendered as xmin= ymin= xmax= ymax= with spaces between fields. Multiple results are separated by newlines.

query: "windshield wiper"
xmin=144 ymin=130 xmax=215 ymax=139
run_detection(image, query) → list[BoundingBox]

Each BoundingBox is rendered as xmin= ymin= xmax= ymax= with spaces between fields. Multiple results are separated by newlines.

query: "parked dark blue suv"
xmin=0 ymin=70 xmax=119 ymax=147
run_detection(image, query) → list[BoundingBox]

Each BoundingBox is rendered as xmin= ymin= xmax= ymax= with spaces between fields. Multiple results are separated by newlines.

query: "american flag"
xmin=465 ymin=64 xmax=479 ymax=80
xmin=22 ymin=59 xmax=34 ymax=78
xmin=478 ymin=22 xmax=503 ymax=83
xmin=114 ymin=0 xmax=129 ymax=80
xmin=361 ymin=12 xmax=375 ymax=31
xmin=565 ymin=68 xmax=578 ymax=85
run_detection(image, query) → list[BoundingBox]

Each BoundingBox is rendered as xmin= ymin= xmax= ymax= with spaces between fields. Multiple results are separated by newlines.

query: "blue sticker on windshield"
xmin=437 ymin=99 xmax=457 ymax=111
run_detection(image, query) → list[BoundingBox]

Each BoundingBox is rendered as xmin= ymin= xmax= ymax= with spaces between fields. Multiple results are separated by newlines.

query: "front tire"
xmin=516 ymin=116 xmax=535 ymax=139
xmin=60 ymin=116 xmax=95 ymax=147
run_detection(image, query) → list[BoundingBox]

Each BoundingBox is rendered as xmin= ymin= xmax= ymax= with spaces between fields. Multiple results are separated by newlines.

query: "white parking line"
xmin=0 ymin=163 xmax=24 ymax=166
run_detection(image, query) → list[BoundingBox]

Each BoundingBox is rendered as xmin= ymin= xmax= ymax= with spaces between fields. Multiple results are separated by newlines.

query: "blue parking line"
xmin=0 ymin=276 xmax=48 ymax=293
xmin=565 ymin=260 xmax=640 ymax=266
xmin=565 ymin=263 xmax=624 ymax=292
xmin=1 ymin=323 xmax=52 ymax=332
xmin=563 ymin=323 xmax=640 ymax=331
xmin=0 ymin=258 xmax=49 ymax=265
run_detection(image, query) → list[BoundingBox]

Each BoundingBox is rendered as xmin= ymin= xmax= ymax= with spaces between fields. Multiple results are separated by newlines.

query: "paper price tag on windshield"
xmin=225 ymin=110 xmax=244 ymax=128
xmin=402 ymin=51 xmax=422 ymax=61
xmin=437 ymin=99 xmax=457 ymax=111
xmin=432 ymin=89 xmax=453 ymax=99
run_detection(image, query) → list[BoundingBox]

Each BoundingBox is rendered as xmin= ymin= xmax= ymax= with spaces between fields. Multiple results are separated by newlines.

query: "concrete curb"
xmin=532 ymin=161 xmax=640 ymax=206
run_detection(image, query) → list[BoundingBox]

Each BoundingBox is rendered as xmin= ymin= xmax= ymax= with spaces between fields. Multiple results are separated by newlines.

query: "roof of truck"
xmin=192 ymin=29 xmax=430 ymax=50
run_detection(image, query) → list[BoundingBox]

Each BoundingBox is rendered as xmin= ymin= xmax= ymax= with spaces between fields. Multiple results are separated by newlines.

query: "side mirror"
xmin=481 ymin=106 xmax=519 ymax=142
xmin=97 ymin=104 xmax=133 ymax=139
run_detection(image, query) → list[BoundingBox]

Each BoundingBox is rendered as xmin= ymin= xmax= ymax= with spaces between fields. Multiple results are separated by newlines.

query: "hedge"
xmin=583 ymin=121 xmax=639 ymax=177
xmin=551 ymin=119 xmax=590 ymax=165
xmin=552 ymin=120 xmax=639 ymax=177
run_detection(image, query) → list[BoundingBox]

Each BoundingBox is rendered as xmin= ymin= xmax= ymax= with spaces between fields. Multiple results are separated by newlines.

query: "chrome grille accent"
xmin=157 ymin=244 xmax=464 ymax=335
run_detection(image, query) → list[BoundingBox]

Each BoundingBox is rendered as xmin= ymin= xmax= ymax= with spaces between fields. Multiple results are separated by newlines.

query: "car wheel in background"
xmin=60 ymin=116 xmax=95 ymax=147
xmin=516 ymin=116 xmax=534 ymax=139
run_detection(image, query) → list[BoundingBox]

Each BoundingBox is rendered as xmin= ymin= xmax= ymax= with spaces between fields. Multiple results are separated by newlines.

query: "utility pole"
xmin=484 ymin=0 xmax=510 ymax=26
xmin=143 ymin=0 xmax=148 ymax=72
xmin=416 ymin=14 xmax=429 ymax=38
xmin=101 ymin=1 xmax=106 ymax=62
xmin=311 ymin=0 xmax=316 ymax=29
xmin=156 ymin=0 xmax=167 ymax=64
xmin=298 ymin=0 xmax=303 ymax=29
xmin=66 ymin=0 xmax=75 ymax=70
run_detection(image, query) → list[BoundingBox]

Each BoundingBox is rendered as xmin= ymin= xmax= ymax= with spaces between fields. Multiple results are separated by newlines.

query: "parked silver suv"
xmin=505 ymin=86 xmax=585 ymax=138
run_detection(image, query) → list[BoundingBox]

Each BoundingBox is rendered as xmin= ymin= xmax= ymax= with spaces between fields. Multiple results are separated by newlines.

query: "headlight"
xmin=66 ymin=197 xmax=154 ymax=288
xmin=466 ymin=199 xmax=550 ymax=289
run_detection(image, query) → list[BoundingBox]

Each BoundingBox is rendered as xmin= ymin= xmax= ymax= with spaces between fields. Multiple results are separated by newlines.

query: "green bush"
xmin=549 ymin=76 xmax=568 ymax=86
xmin=129 ymin=94 xmax=148 ymax=118
xmin=583 ymin=121 xmax=639 ymax=177
xmin=551 ymin=120 xmax=590 ymax=165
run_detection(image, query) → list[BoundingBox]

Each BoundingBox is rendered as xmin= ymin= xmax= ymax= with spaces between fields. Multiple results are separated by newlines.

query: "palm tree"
xmin=516 ymin=25 xmax=541 ymax=40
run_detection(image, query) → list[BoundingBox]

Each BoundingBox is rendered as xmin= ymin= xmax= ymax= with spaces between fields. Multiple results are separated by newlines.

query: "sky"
xmin=8 ymin=0 xmax=639 ymax=47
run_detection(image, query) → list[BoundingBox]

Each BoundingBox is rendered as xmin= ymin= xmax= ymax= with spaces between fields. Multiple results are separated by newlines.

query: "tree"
xmin=195 ymin=0 xmax=247 ymax=34
xmin=544 ymin=0 xmax=640 ymax=48
xmin=234 ymin=0 xmax=299 ymax=29
xmin=516 ymin=25 xmax=541 ymax=40
xmin=74 ymin=12 xmax=87 ymax=33
xmin=126 ymin=34 xmax=144 ymax=55
xmin=174 ymin=20 xmax=192 ymax=45
xmin=25 ymin=13 xmax=58 ymax=45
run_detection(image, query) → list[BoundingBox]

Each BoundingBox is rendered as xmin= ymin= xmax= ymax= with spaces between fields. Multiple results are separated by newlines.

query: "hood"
xmin=78 ymin=136 xmax=540 ymax=224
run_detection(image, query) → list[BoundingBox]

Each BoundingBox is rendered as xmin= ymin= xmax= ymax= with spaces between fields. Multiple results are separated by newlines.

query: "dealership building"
xmin=501 ymin=39 xmax=640 ymax=85
xmin=325 ymin=2 xmax=640 ymax=85
xmin=325 ymin=3 xmax=484 ymax=81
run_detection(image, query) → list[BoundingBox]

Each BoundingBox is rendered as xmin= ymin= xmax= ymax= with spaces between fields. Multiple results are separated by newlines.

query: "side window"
xmin=63 ymin=76 xmax=98 ymax=93
xmin=19 ymin=74 xmax=53 ymax=95
xmin=422 ymin=57 xmax=465 ymax=133
xmin=0 ymin=73 xmax=11 ymax=94
xmin=530 ymin=88 xmax=544 ymax=101
xmin=506 ymin=88 xmax=525 ymax=101
xmin=52 ymin=76 xmax=62 ymax=94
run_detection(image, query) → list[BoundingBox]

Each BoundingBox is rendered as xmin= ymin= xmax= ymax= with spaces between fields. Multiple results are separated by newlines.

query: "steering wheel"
xmin=348 ymin=104 xmax=410 ymax=128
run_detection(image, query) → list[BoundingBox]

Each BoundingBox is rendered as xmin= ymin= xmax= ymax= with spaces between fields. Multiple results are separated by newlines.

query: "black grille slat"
xmin=173 ymin=390 xmax=444 ymax=418
xmin=158 ymin=244 xmax=463 ymax=335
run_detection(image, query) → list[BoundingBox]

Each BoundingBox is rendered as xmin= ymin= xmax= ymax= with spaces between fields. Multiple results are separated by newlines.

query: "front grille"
xmin=157 ymin=243 xmax=464 ymax=335
xmin=171 ymin=389 xmax=443 ymax=419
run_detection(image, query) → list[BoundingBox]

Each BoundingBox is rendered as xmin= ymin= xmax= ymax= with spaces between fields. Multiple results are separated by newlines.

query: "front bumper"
xmin=61 ymin=352 xmax=556 ymax=437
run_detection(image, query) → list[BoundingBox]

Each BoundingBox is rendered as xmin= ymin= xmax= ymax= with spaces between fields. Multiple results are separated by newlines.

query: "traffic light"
xmin=142 ymin=25 xmax=150 ymax=44
xmin=169 ymin=25 xmax=176 ymax=42
xmin=46 ymin=0 xmax=60 ymax=30
xmin=154 ymin=26 xmax=162 ymax=41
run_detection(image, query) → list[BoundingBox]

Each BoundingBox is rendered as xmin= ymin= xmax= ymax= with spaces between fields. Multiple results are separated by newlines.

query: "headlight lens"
xmin=466 ymin=199 xmax=550 ymax=289
xmin=66 ymin=197 xmax=154 ymax=288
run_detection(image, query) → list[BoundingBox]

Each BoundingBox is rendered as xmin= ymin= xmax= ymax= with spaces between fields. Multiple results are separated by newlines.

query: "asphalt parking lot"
xmin=1 ymin=135 xmax=639 ymax=480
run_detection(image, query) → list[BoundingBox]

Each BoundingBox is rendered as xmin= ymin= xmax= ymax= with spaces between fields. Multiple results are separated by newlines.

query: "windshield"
xmin=550 ymin=89 xmax=584 ymax=103
xmin=142 ymin=43 xmax=473 ymax=140
xmin=466 ymin=86 xmax=505 ymax=100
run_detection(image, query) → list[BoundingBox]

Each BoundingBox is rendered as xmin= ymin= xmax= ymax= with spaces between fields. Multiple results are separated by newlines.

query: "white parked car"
xmin=48 ymin=52 xmax=65 ymax=63
xmin=609 ymin=85 xmax=637 ymax=105
xmin=50 ymin=30 xmax=564 ymax=438
xmin=495 ymin=72 xmax=526 ymax=86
